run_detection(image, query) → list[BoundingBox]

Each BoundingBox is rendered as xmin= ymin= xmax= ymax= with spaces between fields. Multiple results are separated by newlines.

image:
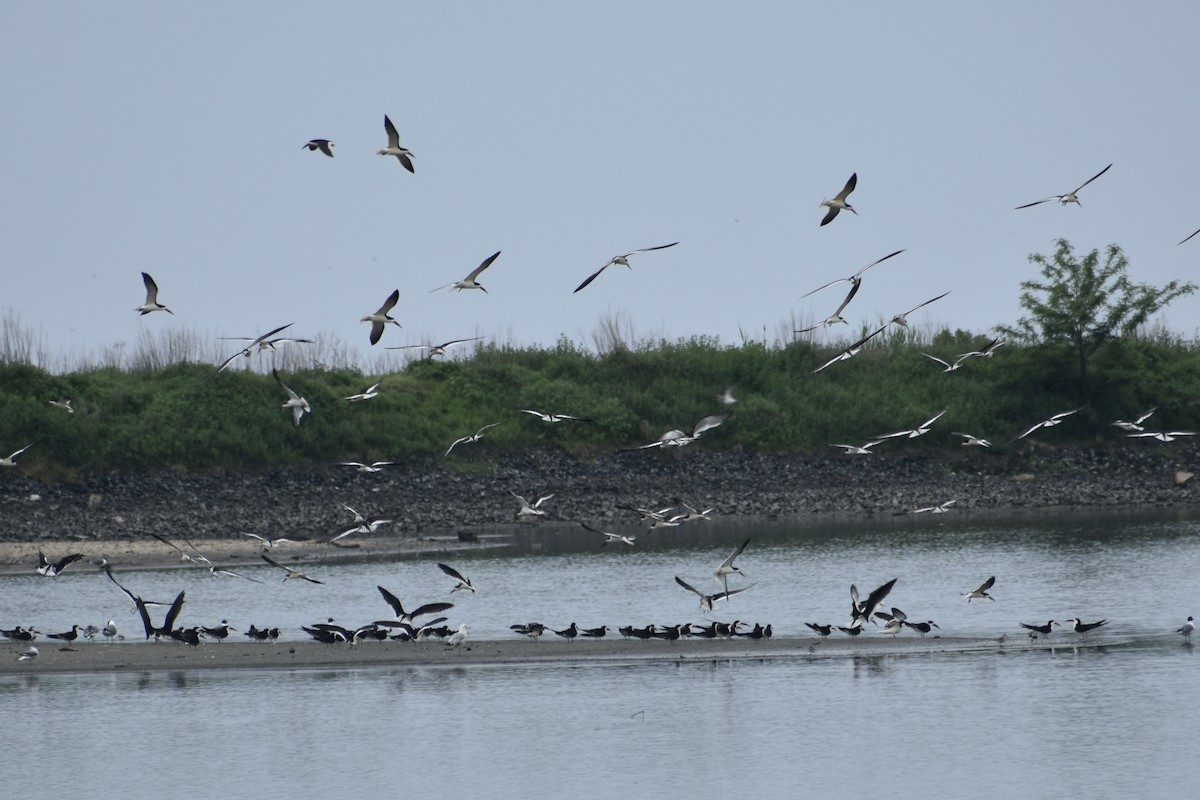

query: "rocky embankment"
xmin=1 ymin=443 xmax=1197 ymax=544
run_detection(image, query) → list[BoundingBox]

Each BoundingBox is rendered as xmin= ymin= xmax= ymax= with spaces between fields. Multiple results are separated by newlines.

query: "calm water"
xmin=3 ymin=510 xmax=1198 ymax=799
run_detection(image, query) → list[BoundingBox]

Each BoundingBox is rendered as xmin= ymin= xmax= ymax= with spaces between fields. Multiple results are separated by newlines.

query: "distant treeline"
xmin=2 ymin=329 xmax=1198 ymax=475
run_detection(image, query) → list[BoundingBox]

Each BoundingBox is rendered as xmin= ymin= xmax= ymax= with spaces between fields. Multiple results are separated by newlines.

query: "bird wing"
xmin=853 ymin=249 xmax=905 ymax=279
xmin=444 ymin=436 xmax=469 ymax=457
xmin=273 ymin=369 xmax=300 ymax=401
xmin=1014 ymin=196 xmax=1059 ymax=210
xmin=1015 ymin=421 xmax=1045 ymax=440
xmin=1073 ymin=163 xmax=1112 ymax=193
xmin=383 ymin=114 xmax=400 ymax=148
xmin=896 ymin=290 xmax=951 ymax=319
xmin=828 ymin=280 xmax=862 ymax=319
xmin=922 ymin=353 xmax=951 ymax=369
xmin=142 ymin=272 xmax=160 ymax=304
xmin=409 ymin=602 xmax=455 ymax=619
xmin=819 ymin=205 xmax=841 ymax=226
xmin=674 ymin=576 xmax=704 ymax=597
xmin=573 ymin=263 xmax=612 ymax=293
xmin=619 ymin=241 xmax=680 ymax=259
xmin=161 ymin=590 xmax=187 ymax=632
xmin=437 ymin=563 xmax=468 ymax=584
xmin=1179 ymin=227 xmax=1200 ymax=246
xmin=800 ymin=276 xmax=851 ymax=299
xmin=835 ymin=172 xmax=857 ymax=201
xmin=260 ymin=554 xmax=286 ymax=572
xmin=691 ymin=413 xmax=731 ymax=437
xmin=465 ymin=251 xmax=502 ymax=282
xmin=475 ymin=421 xmax=503 ymax=435
xmin=977 ymin=575 xmax=996 ymax=593
xmin=918 ymin=409 xmax=949 ymax=429
xmin=377 ymin=289 xmax=400 ymax=315
xmin=719 ymin=538 xmax=751 ymax=569
xmin=377 ymin=585 xmax=406 ymax=617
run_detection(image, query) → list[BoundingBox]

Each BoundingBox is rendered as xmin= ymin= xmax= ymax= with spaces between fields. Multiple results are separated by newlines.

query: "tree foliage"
xmin=997 ymin=239 xmax=1196 ymax=394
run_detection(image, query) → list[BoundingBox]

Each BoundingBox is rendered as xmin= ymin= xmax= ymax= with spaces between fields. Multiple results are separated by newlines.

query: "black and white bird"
xmin=1019 ymin=620 xmax=1057 ymax=641
xmin=952 ymin=432 xmax=992 ymax=448
xmin=801 ymin=249 xmax=904 ymax=301
xmin=16 ymin=646 xmax=38 ymax=662
xmin=336 ymin=461 xmax=397 ymax=474
xmin=431 ymin=252 xmax=501 ymax=293
xmin=1 ymin=443 xmax=34 ymax=467
xmin=713 ymin=538 xmax=751 ymax=596
xmin=48 ymin=398 xmax=74 ymax=414
xmin=387 ymin=337 xmax=484 ymax=359
xmin=581 ymin=522 xmax=636 ymax=547
xmin=1015 ymin=409 xmax=1080 ymax=441
xmin=444 ymin=422 xmax=503 ymax=457
xmin=437 ymin=563 xmax=477 ymax=594
xmin=342 ymin=381 xmax=382 ymax=403
xmin=851 ymin=578 xmax=898 ymax=627
xmin=1111 ymin=408 xmax=1157 ymax=433
xmin=36 ymin=549 xmax=85 ymax=577
xmin=625 ymin=412 xmax=730 ymax=450
xmin=512 ymin=490 xmax=555 ymax=519
xmin=1177 ymin=616 xmax=1195 ymax=643
xmin=810 ymin=324 xmax=889 ymax=373
xmin=211 ymin=323 xmax=294 ymax=377
xmin=135 ymin=272 xmax=173 ymax=315
xmin=376 ymin=585 xmax=454 ymax=628
xmin=876 ymin=409 xmax=948 ymax=441
xmin=805 ymin=623 xmax=833 ymax=639
xmin=1015 ymin=163 xmax=1112 ymax=209
xmin=903 ymin=620 xmax=940 ymax=637
xmin=675 ymin=575 xmax=751 ymax=612
xmin=573 ymin=242 xmax=679 ymax=293
xmin=963 ymin=576 xmax=996 ymax=602
xmin=1126 ymin=430 xmax=1197 ymax=443
xmin=240 ymin=532 xmax=307 ymax=550
xmin=819 ymin=172 xmax=858 ymax=226
xmin=890 ymin=292 xmax=951 ymax=328
xmin=47 ymin=625 xmax=82 ymax=644
xmin=518 ymin=408 xmax=590 ymax=424
xmin=830 ymin=441 xmax=882 ymax=455
xmin=1065 ymin=617 xmax=1108 ymax=639
xmin=361 ymin=290 xmax=401 ymax=345
xmin=273 ymin=369 xmax=310 ymax=427
xmin=376 ymin=114 xmax=414 ymax=172
xmin=302 ymin=138 xmax=334 ymax=157
xmin=261 ymin=554 xmax=324 ymax=584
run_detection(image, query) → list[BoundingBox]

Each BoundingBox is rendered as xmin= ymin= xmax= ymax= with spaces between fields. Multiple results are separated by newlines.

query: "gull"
xmin=102 ymin=620 xmax=118 ymax=642
xmin=922 ymin=352 xmax=973 ymax=373
xmin=581 ymin=522 xmax=636 ymax=547
xmin=376 ymin=114 xmax=414 ymax=172
xmin=135 ymin=272 xmax=173 ymax=315
xmin=952 ymin=432 xmax=992 ymax=448
xmin=1065 ymin=617 xmax=1107 ymax=640
xmin=445 ymin=422 xmax=502 ymax=457
xmin=430 ymin=252 xmax=501 ymax=293
xmin=437 ymin=562 xmax=477 ymax=593
xmin=48 ymin=398 xmax=74 ymax=414
xmin=801 ymin=249 xmax=905 ymax=300
xmin=1126 ymin=430 xmax=1197 ymax=443
xmin=830 ymin=441 xmax=882 ymax=455
xmin=716 ymin=387 xmax=738 ymax=406
xmin=273 ymin=369 xmax=310 ymax=427
xmin=675 ymin=575 xmax=751 ymax=612
xmin=1111 ymin=408 xmax=1157 ymax=433
xmin=343 ymin=381 xmax=381 ymax=402
xmin=337 ymin=461 xmax=396 ymax=473
xmin=518 ymin=408 xmax=590 ymax=423
xmin=890 ymin=291 xmax=950 ymax=328
xmin=819 ymin=172 xmax=858 ymax=226
xmin=1020 ymin=620 xmax=1058 ymax=641
xmin=624 ymin=412 xmax=730 ymax=450
xmin=811 ymin=324 xmax=889 ymax=373
xmin=81 ymin=625 xmax=99 ymax=641
xmin=260 ymin=554 xmax=324 ymax=584
xmin=211 ymin=323 xmax=293 ymax=376
xmin=713 ymin=537 xmax=751 ymax=596
xmin=573 ymin=242 xmax=680 ymax=293
xmin=1 ymin=443 xmax=34 ymax=467
xmin=446 ymin=624 xmax=469 ymax=647
xmin=302 ymin=138 xmax=334 ymax=157
xmin=1015 ymin=163 xmax=1112 ymax=209
xmin=16 ymin=647 xmax=38 ymax=662
xmin=1178 ymin=616 xmax=1195 ymax=643
xmin=1015 ymin=409 xmax=1080 ymax=441
xmin=876 ymin=409 xmax=948 ymax=441
xmin=361 ymin=289 xmax=401 ymax=345
xmin=241 ymin=533 xmax=307 ymax=550
xmin=387 ymin=337 xmax=484 ymax=359
xmin=512 ymin=490 xmax=555 ymax=519
xmin=36 ymin=549 xmax=85 ymax=577
xmin=851 ymin=578 xmax=897 ymax=627
xmin=963 ymin=576 xmax=996 ymax=602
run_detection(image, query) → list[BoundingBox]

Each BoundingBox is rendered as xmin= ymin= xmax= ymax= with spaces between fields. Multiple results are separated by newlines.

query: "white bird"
xmin=1126 ymin=430 xmax=1197 ymax=443
xmin=910 ymin=499 xmax=957 ymax=514
xmin=581 ymin=521 xmax=636 ymax=547
xmin=336 ymin=461 xmax=396 ymax=473
xmin=876 ymin=410 xmax=948 ymax=441
xmin=387 ymin=337 xmax=484 ymax=359
xmin=819 ymin=172 xmax=858 ymax=226
xmin=240 ymin=532 xmax=306 ymax=550
xmin=446 ymin=624 xmax=469 ymax=647
xmin=343 ymin=382 xmax=382 ymax=403
xmin=958 ymin=338 xmax=1006 ymax=360
xmin=518 ymin=409 xmax=590 ymax=423
xmin=716 ymin=387 xmax=738 ymax=406
xmin=217 ymin=335 xmax=314 ymax=355
xmin=1111 ymin=408 xmax=1157 ymax=433
xmin=625 ymin=412 xmax=730 ymax=450
xmin=811 ymin=324 xmax=889 ymax=373
xmin=1 ymin=443 xmax=34 ymax=467
xmin=261 ymin=554 xmax=324 ymax=584
xmin=1015 ymin=409 xmax=1080 ymax=441
xmin=922 ymin=352 xmax=973 ymax=373
xmin=672 ymin=499 xmax=715 ymax=523
xmin=273 ymin=370 xmax=310 ymax=427
xmin=963 ymin=575 xmax=996 ymax=602
xmin=796 ymin=281 xmax=862 ymax=333
xmin=1015 ymin=163 xmax=1112 ymax=209
xmin=16 ymin=646 xmax=38 ymax=662
xmin=330 ymin=504 xmax=392 ymax=542
xmin=445 ymin=422 xmax=503 ymax=457
xmin=430 ymin=252 xmax=500 ymax=293
xmin=713 ymin=537 xmax=751 ymax=596
xmin=512 ymin=490 xmax=555 ymax=519
xmin=801 ymin=250 xmax=905 ymax=300
xmin=573 ymin=242 xmax=679 ymax=293
xmin=302 ymin=138 xmax=334 ymax=157
xmin=674 ymin=575 xmax=751 ymax=612
xmin=830 ymin=441 xmax=882 ymax=455
xmin=135 ymin=272 xmax=173 ymax=315
xmin=361 ymin=290 xmax=401 ymax=345
xmin=952 ymin=432 xmax=992 ymax=448
xmin=890 ymin=291 xmax=950 ymax=328
xmin=1178 ymin=616 xmax=1195 ymax=643
xmin=212 ymin=323 xmax=294 ymax=376
xmin=376 ymin=115 xmax=414 ymax=172
xmin=48 ymin=398 xmax=74 ymax=414
xmin=437 ymin=563 xmax=477 ymax=593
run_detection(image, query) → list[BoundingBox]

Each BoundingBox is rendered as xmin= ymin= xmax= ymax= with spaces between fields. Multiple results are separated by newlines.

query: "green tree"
xmin=998 ymin=239 xmax=1196 ymax=396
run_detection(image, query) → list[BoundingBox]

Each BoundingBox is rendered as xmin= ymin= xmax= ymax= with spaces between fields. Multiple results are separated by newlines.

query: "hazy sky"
xmin=4 ymin=3 xmax=1200 ymax=368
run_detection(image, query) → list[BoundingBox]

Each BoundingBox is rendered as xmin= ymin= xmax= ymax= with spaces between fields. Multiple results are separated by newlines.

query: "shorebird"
xmin=2 ymin=443 xmax=35 ymax=467
xmin=511 ymin=622 xmax=547 ymax=641
xmin=388 ymin=337 xmax=484 ymax=360
xmin=518 ymin=408 xmax=590 ymax=423
xmin=810 ymin=324 xmax=889 ymax=373
xmin=672 ymin=499 xmax=715 ymax=523
xmin=801 ymin=249 xmax=905 ymax=301
xmin=444 ymin=422 xmax=502 ymax=457
xmin=1126 ymin=430 xmax=1197 ymax=443
xmin=1111 ymin=408 xmax=1157 ymax=433
xmin=273 ymin=369 xmax=310 ymax=427
xmin=625 ymin=412 xmax=731 ymax=450
xmin=904 ymin=620 xmax=939 ymax=637
xmin=47 ymin=625 xmax=82 ymax=644
xmin=261 ymin=554 xmax=324 ymax=584
xmin=437 ymin=562 xmax=477 ymax=593
xmin=1065 ymin=617 xmax=1108 ymax=639
xmin=922 ymin=352 xmax=973 ymax=373
xmin=211 ymin=323 xmax=294 ymax=376
xmin=48 ymin=398 xmax=74 ymax=414
xmin=337 ymin=461 xmax=397 ymax=473
xmin=16 ymin=647 xmax=37 ymax=662
xmin=81 ymin=625 xmax=99 ymax=642
xmin=36 ymin=549 xmax=85 ymax=577
xmin=796 ymin=283 xmax=863 ymax=334
xmin=376 ymin=585 xmax=454 ymax=627
xmin=512 ymin=490 xmax=555 ymax=519
xmin=830 ymin=441 xmax=882 ymax=455
xmin=675 ymin=575 xmax=751 ymax=612
xmin=581 ymin=625 xmax=609 ymax=639
xmin=241 ymin=532 xmax=307 ymax=550
xmin=1015 ymin=163 xmax=1112 ymax=209
xmin=881 ymin=617 xmax=906 ymax=637
xmin=851 ymin=578 xmax=897 ymax=627
xmin=716 ymin=387 xmax=738 ymax=406
xmin=838 ymin=622 xmax=864 ymax=637
xmin=200 ymin=621 xmax=236 ymax=642
xmin=1015 ymin=409 xmax=1080 ymax=441
xmin=1 ymin=626 xmax=38 ymax=641
xmin=553 ymin=623 xmax=579 ymax=642
xmin=805 ymin=623 xmax=833 ymax=640
xmin=446 ymin=624 xmax=469 ymax=647
xmin=134 ymin=590 xmax=187 ymax=641
xmin=431 ymin=252 xmax=501 ymax=294
xmin=361 ymin=290 xmax=401 ymax=345
xmin=909 ymin=499 xmax=957 ymax=514
xmin=376 ymin=114 xmax=414 ymax=172
xmin=876 ymin=409 xmax=947 ymax=441
xmin=302 ymin=138 xmax=334 ymax=157
xmin=963 ymin=576 xmax=996 ymax=602
xmin=581 ymin=522 xmax=636 ymax=547
xmin=572 ymin=242 xmax=679 ymax=293
xmin=952 ymin=432 xmax=992 ymax=448
xmin=1178 ymin=616 xmax=1195 ymax=643
xmin=135 ymin=272 xmax=173 ymax=315
xmin=342 ymin=381 xmax=381 ymax=402
xmin=102 ymin=620 xmax=118 ymax=642
xmin=819 ymin=172 xmax=858 ymax=226
xmin=890 ymin=291 xmax=950 ymax=328
xmin=713 ymin=537 xmax=751 ymax=596
xmin=1020 ymin=620 xmax=1057 ymax=641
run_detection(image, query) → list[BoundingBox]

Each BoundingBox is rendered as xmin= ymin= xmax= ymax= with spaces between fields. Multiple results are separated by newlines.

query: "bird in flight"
xmin=431 ymin=252 xmax=501 ymax=294
xmin=819 ymin=172 xmax=858 ymax=226
xmin=135 ymin=272 xmax=173 ymax=315
xmin=361 ymin=290 xmax=401 ymax=345
xmin=302 ymin=139 xmax=334 ymax=157
xmin=437 ymin=563 xmax=477 ymax=594
xmin=342 ymin=381 xmax=381 ymax=403
xmin=445 ymin=422 xmax=503 ymax=457
xmin=713 ymin=537 xmax=751 ymax=596
xmin=963 ymin=575 xmax=996 ymax=602
xmin=376 ymin=115 xmax=414 ymax=172
xmin=261 ymin=554 xmax=324 ymax=584
xmin=36 ymin=550 xmax=85 ymax=577
xmin=1015 ymin=409 xmax=1079 ymax=441
xmin=573 ymin=242 xmax=679 ymax=293
xmin=890 ymin=291 xmax=950 ymax=328
xmin=674 ymin=575 xmax=751 ymax=612
xmin=581 ymin=521 xmax=636 ymax=547
xmin=388 ymin=337 xmax=484 ymax=359
xmin=273 ymin=369 xmax=310 ymax=427
xmin=1 ymin=443 xmax=35 ymax=468
xmin=1015 ymin=163 xmax=1112 ymax=209
xmin=810 ymin=324 xmax=889 ymax=373
xmin=211 ymin=323 xmax=294 ymax=377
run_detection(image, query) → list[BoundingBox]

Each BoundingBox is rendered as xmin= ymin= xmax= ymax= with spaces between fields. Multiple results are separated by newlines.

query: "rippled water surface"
xmin=3 ymin=510 xmax=1198 ymax=799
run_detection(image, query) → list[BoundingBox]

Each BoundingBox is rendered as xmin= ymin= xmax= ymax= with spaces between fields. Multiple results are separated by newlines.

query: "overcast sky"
xmin=4 ymin=3 xmax=1200 ymax=369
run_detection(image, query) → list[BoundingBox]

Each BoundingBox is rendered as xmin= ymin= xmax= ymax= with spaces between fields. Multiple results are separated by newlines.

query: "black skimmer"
xmin=1111 ymin=408 xmax=1157 ymax=433
xmin=1015 ymin=409 xmax=1080 ymax=441
xmin=446 ymin=624 xmax=469 ymax=647
xmin=805 ymin=623 xmax=833 ymax=640
xmin=553 ymin=623 xmax=579 ymax=641
xmin=135 ymin=272 xmax=173 ymax=315
xmin=716 ymin=386 xmax=738 ymax=406
xmin=1 ymin=443 xmax=34 ymax=467
xmin=302 ymin=138 xmax=334 ymax=157
xmin=431 ymin=252 xmax=501 ymax=294
xmin=260 ymin=554 xmax=324 ymax=584
xmin=851 ymin=578 xmax=898 ymax=627
xmin=830 ymin=441 xmax=882 ymax=455
xmin=517 ymin=408 xmax=591 ymax=423
xmin=713 ymin=537 xmax=751 ymax=596
xmin=46 ymin=625 xmax=83 ymax=644
xmin=671 ymin=499 xmax=715 ymax=523
xmin=273 ymin=369 xmax=310 ymax=427
xmin=922 ymin=352 xmax=973 ymax=373
xmin=1015 ymin=163 xmax=1112 ymax=209
xmin=572 ymin=242 xmax=680 ymax=293
xmin=801 ymin=249 xmax=905 ymax=301
xmin=361 ymin=290 xmax=401 ymax=345
xmin=674 ymin=575 xmax=751 ymax=612
xmin=342 ymin=381 xmax=382 ymax=402
xmin=819 ymin=172 xmax=858 ymax=226
xmin=963 ymin=576 xmax=996 ymax=602
xmin=211 ymin=323 xmax=294 ymax=377
xmin=890 ymin=291 xmax=950 ymax=328
xmin=303 ymin=623 xmax=351 ymax=644
xmin=217 ymin=334 xmax=314 ymax=356
xmin=581 ymin=625 xmax=609 ymax=639
xmin=200 ymin=621 xmax=236 ymax=642
xmin=336 ymin=461 xmax=397 ymax=473
xmin=1177 ymin=616 xmax=1195 ymax=643
xmin=36 ymin=549 xmax=85 ymax=577
xmin=387 ymin=337 xmax=484 ymax=359
xmin=952 ymin=432 xmax=992 ymax=448
xmin=1065 ymin=617 xmax=1108 ymax=639
xmin=513 ymin=490 xmax=555 ymax=520
xmin=837 ymin=622 xmax=864 ymax=636
xmin=437 ymin=562 xmax=477 ymax=593
xmin=810 ymin=324 xmax=889 ymax=373
xmin=48 ymin=398 xmax=74 ymax=414
xmin=511 ymin=622 xmax=547 ymax=641
xmin=1019 ymin=620 xmax=1057 ymax=641
xmin=444 ymin=422 xmax=502 ymax=457
xmin=245 ymin=624 xmax=272 ymax=641
xmin=796 ymin=280 xmax=864 ymax=334
xmin=134 ymin=590 xmax=187 ymax=641
xmin=876 ymin=409 xmax=948 ymax=441
xmin=376 ymin=585 xmax=454 ymax=627
xmin=330 ymin=503 xmax=392 ymax=543
xmin=377 ymin=114 xmax=414 ymax=172
xmin=581 ymin=522 xmax=636 ymax=547
xmin=1 ymin=626 xmax=38 ymax=641
xmin=1126 ymin=430 xmax=1198 ymax=443
xmin=881 ymin=616 xmax=906 ymax=637
xmin=16 ymin=646 xmax=38 ymax=662
xmin=624 ymin=412 xmax=730 ymax=450
xmin=240 ymin=532 xmax=307 ymax=550
xmin=904 ymin=620 xmax=939 ymax=637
